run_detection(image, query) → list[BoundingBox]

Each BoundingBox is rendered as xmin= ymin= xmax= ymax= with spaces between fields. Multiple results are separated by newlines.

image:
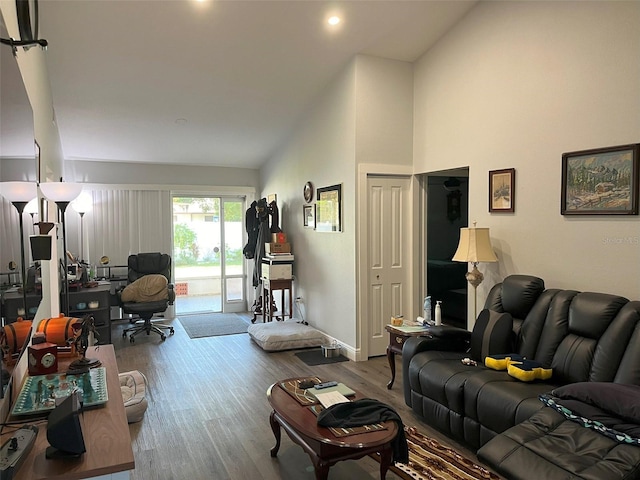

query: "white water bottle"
xmin=423 ymin=296 xmax=432 ymax=324
xmin=435 ymin=301 xmax=442 ymax=326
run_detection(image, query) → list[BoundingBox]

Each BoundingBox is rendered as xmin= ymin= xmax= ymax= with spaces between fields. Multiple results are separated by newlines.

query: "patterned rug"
xmin=178 ymin=313 xmax=249 ymax=338
xmin=375 ymin=426 xmax=500 ymax=480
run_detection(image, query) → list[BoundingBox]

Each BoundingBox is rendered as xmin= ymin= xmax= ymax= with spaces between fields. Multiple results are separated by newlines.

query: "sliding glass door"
xmin=172 ymin=196 xmax=245 ymax=314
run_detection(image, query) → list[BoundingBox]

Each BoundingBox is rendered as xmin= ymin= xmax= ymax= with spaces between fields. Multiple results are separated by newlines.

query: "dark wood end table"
xmin=385 ymin=324 xmax=432 ymax=389
xmin=262 ymin=278 xmax=293 ymax=322
xmin=267 ymin=378 xmax=398 ymax=480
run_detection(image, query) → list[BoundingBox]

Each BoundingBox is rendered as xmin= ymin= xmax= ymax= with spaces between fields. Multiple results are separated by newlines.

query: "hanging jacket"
xmin=243 ymin=201 xmax=259 ymax=259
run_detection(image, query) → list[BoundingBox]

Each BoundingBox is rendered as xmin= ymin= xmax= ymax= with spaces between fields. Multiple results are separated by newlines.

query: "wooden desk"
xmin=385 ymin=324 xmax=431 ymax=389
xmin=5 ymin=345 xmax=134 ymax=480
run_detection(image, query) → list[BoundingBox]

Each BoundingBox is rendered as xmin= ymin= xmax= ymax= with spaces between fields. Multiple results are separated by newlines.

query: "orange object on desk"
xmin=36 ymin=314 xmax=81 ymax=357
xmin=1 ymin=318 xmax=32 ymax=365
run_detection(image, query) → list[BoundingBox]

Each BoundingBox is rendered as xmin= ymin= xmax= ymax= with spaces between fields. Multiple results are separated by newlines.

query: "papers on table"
xmin=313 ymin=390 xmax=350 ymax=409
xmin=307 ymin=382 xmax=356 ymax=399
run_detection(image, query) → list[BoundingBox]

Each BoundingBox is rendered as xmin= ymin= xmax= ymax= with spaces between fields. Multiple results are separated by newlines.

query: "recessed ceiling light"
xmin=327 ymin=16 xmax=340 ymax=26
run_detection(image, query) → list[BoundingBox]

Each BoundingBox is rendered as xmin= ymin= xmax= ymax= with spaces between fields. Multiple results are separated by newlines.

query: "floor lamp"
xmin=40 ymin=182 xmax=83 ymax=316
xmin=0 ymin=182 xmax=37 ymax=319
xmin=25 ymin=198 xmax=39 ymax=235
xmin=72 ymin=192 xmax=93 ymax=263
xmin=452 ymin=222 xmax=498 ymax=323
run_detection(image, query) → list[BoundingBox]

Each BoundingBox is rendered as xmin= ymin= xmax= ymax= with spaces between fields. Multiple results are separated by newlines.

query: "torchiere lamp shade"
xmin=0 ymin=182 xmax=37 ymax=202
xmin=40 ymin=182 xmax=83 ymax=203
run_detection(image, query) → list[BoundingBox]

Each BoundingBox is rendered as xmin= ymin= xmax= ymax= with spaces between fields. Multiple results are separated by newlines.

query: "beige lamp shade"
xmin=452 ymin=227 xmax=498 ymax=264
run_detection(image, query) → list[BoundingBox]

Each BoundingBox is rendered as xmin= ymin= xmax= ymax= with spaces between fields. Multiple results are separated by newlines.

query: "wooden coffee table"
xmin=267 ymin=378 xmax=399 ymax=480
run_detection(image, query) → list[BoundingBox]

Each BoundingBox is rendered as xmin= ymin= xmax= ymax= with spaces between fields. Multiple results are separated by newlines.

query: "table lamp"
xmin=0 ymin=181 xmax=37 ymax=319
xmin=452 ymin=222 xmax=498 ymax=323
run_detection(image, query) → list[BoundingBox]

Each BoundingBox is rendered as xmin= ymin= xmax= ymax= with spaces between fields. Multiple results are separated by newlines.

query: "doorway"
xmin=171 ymin=196 xmax=246 ymax=314
xmin=425 ymin=168 xmax=469 ymax=328
xmin=366 ymin=175 xmax=412 ymax=357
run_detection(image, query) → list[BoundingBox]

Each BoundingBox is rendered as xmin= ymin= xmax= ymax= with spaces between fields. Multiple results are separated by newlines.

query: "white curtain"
xmin=2 ymin=188 xmax=171 ymax=288
xmin=85 ymin=189 xmax=172 ymax=267
xmin=0 ymin=197 xmax=22 ymax=279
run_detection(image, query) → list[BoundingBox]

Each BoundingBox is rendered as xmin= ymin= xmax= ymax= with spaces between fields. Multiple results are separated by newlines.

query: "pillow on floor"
xmin=248 ymin=320 xmax=327 ymax=351
xmin=119 ymin=370 xmax=148 ymax=423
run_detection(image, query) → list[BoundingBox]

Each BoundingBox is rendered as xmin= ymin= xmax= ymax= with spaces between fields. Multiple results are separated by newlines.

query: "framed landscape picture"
xmin=489 ymin=168 xmax=515 ymax=213
xmin=315 ymin=184 xmax=341 ymax=232
xmin=561 ymin=144 xmax=639 ymax=215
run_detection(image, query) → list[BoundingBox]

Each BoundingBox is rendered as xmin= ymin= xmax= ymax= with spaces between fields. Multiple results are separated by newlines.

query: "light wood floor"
xmin=112 ymin=315 xmax=482 ymax=480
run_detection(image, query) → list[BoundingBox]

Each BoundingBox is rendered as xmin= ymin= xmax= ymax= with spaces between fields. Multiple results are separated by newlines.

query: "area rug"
xmin=178 ymin=313 xmax=249 ymax=339
xmin=294 ymin=348 xmax=349 ymax=366
xmin=374 ymin=426 xmax=500 ymax=480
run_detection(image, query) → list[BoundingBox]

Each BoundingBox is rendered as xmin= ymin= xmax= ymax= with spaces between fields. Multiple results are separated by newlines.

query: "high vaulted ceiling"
xmin=1 ymin=0 xmax=476 ymax=169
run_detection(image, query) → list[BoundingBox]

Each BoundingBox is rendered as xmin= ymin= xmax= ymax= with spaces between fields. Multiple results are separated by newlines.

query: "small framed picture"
xmin=489 ymin=168 xmax=515 ymax=213
xmin=561 ymin=144 xmax=639 ymax=215
xmin=303 ymin=204 xmax=315 ymax=229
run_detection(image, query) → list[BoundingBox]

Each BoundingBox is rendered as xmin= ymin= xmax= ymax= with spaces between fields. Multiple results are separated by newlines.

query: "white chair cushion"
xmin=247 ymin=320 xmax=327 ymax=351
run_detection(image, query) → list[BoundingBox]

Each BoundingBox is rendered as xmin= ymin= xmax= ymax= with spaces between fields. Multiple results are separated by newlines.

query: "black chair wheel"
xmin=169 ymin=328 xmax=175 ymax=335
xmin=122 ymin=331 xmax=127 ymax=338
xmin=129 ymin=336 xmax=135 ymax=343
xmin=160 ymin=335 xmax=166 ymax=341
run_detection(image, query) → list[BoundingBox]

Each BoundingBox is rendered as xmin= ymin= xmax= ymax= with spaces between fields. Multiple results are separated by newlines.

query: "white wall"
xmin=262 ymin=61 xmax=358 ymax=347
xmin=355 ymin=55 xmax=413 ymax=167
xmin=414 ymin=0 xmax=640 ymax=311
xmin=262 ymin=55 xmax=414 ymax=357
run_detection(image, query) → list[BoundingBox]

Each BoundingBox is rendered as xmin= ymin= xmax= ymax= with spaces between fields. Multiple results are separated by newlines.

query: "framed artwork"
xmin=561 ymin=144 xmax=639 ymax=215
xmin=489 ymin=168 xmax=515 ymax=213
xmin=303 ymin=204 xmax=315 ymax=228
xmin=315 ymin=184 xmax=342 ymax=232
xmin=267 ymin=193 xmax=277 ymax=204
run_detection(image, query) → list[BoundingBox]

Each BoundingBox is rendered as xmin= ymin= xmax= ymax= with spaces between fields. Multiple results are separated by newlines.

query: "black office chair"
xmin=118 ymin=253 xmax=175 ymax=342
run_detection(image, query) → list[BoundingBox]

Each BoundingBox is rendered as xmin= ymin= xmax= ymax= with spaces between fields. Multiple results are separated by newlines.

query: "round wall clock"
xmin=303 ymin=182 xmax=314 ymax=203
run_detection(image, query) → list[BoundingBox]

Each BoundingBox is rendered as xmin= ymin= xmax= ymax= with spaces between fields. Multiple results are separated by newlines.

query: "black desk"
xmin=2 ymin=284 xmax=113 ymax=343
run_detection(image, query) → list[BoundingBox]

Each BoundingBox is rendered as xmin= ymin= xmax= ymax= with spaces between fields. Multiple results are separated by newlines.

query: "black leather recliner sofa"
xmin=402 ymin=275 xmax=640 ymax=479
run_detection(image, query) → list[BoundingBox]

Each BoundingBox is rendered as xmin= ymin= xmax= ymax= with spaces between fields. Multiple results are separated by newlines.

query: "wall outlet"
xmin=295 ymin=296 xmax=303 ymax=303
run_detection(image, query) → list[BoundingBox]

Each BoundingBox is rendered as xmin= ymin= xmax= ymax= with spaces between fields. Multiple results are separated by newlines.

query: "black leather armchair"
xmin=117 ymin=253 xmax=175 ymax=342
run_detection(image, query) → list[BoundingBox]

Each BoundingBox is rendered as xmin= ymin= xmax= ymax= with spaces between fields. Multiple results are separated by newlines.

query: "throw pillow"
xmin=485 ymin=353 xmax=524 ymax=371
xmin=121 ymin=274 xmax=168 ymax=302
xmin=507 ymin=359 xmax=552 ymax=382
xmin=469 ymin=309 xmax=513 ymax=362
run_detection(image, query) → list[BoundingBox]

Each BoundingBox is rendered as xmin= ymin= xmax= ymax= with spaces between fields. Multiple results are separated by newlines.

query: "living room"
xmin=1 ymin=1 xmax=639 ymax=479
xmin=3 ymin=0 xmax=639 ymax=358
